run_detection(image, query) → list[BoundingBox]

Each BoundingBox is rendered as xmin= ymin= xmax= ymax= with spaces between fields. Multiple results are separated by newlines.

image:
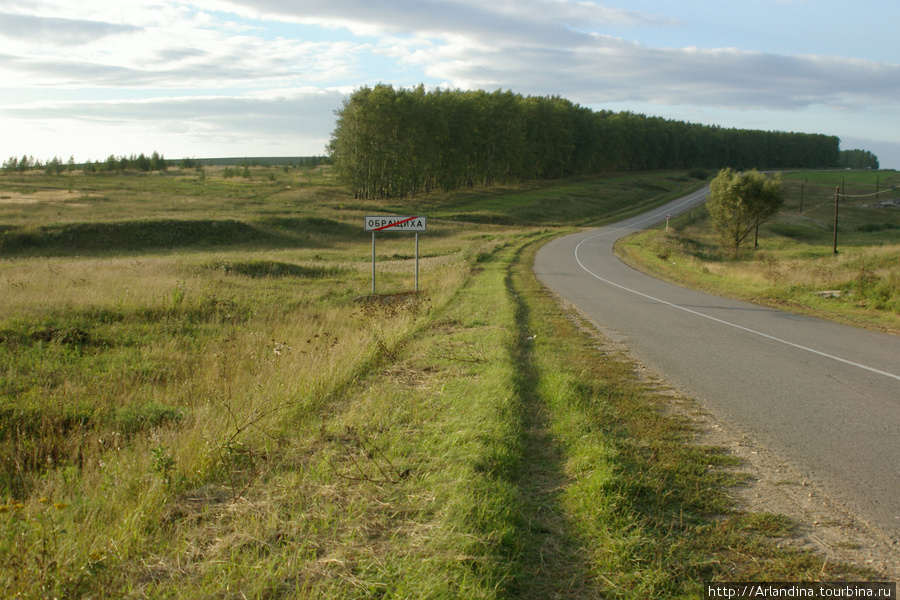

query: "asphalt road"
xmin=534 ymin=187 xmax=900 ymax=543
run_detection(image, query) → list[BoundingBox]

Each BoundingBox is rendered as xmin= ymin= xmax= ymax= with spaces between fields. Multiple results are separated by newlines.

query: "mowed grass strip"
xmin=122 ymin=233 xmax=562 ymax=598
xmin=509 ymin=241 xmax=878 ymax=597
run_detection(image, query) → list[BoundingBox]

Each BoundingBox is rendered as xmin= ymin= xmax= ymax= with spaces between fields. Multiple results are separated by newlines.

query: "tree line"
xmin=2 ymin=153 xmax=330 ymax=175
xmin=328 ymin=84 xmax=847 ymax=199
xmin=2 ymin=154 xmax=79 ymax=175
xmin=2 ymin=152 xmax=170 ymax=174
xmin=838 ymin=149 xmax=879 ymax=170
xmin=83 ymin=152 xmax=169 ymax=173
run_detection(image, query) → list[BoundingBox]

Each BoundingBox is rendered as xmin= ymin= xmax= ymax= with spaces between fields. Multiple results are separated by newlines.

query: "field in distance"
xmin=617 ymin=169 xmax=900 ymax=334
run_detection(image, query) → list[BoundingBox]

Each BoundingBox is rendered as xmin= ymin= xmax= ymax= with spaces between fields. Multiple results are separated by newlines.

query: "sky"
xmin=1 ymin=0 xmax=899 ymax=168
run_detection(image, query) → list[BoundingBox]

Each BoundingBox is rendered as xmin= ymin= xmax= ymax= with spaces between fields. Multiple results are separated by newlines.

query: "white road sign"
xmin=365 ymin=216 xmax=427 ymax=232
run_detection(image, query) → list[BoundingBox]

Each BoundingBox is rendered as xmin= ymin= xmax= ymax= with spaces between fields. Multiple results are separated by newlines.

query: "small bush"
xmin=109 ymin=402 xmax=185 ymax=436
xmin=857 ymin=222 xmax=899 ymax=233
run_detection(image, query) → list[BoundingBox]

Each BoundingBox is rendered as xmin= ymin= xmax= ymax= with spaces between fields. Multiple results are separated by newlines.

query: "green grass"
xmin=0 ymin=167 xmax=882 ymax=597
xmin=375 ymin=172 xmax=706 ymax=227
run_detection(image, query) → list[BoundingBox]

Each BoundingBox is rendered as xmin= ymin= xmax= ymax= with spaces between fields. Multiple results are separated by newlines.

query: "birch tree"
xmin=707 ymin=168 xmax=784 ymax=258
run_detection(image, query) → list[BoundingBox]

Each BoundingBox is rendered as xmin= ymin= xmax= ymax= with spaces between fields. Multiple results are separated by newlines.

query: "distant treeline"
xmin=3 ymin=154 xmax=83 ymax=175
xmin=328 ymin=84 xmax=847 ymax=199
xmin=2 ymin=152 xmax=171 ymax=174
xmin=837 ymin=149 xmax=879 ymax=170
xmin=85 ymin=152 xmax=170 ymax=173
xmin=184 ymin=156 xmax=330 ymax=168
xmin=2 ymin=153 xmax=330 ymax=175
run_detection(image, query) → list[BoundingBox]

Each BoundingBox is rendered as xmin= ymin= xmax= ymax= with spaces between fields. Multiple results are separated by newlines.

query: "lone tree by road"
xmin=707 ymin=168 xmax=784 ymax=258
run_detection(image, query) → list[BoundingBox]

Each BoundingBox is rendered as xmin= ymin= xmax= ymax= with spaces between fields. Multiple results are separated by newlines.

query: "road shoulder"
xmin=552 ymin=293 xmax=900 ymax=581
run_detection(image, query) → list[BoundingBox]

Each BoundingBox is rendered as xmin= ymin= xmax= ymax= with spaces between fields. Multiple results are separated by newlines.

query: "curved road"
xmin=534 ymin=187 xmax=900 ymax=544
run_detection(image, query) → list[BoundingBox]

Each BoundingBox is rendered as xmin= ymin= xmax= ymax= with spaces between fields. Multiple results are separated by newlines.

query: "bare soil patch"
xmin=0 ymin=190 xmax=98 ymax=204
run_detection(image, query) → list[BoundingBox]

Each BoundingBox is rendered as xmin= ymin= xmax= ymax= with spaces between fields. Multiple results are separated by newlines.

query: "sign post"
xmin=365 ymin=216 xmax=427 ymax=294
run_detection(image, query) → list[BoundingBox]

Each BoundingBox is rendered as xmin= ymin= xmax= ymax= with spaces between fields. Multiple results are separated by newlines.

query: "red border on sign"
xmin=373 ymin=216 xmax=419 ymax=231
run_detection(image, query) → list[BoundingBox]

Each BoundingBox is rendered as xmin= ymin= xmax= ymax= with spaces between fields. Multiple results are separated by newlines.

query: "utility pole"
xmin=833 ymin=186 xmax=840 ymax=255
xmin=799 ymin=183 xmax=804 ymax=213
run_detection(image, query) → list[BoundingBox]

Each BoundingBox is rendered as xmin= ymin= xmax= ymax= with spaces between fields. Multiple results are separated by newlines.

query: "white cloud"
xmin=198 ymin=0 xmax=674 ymax=47
xmin=388 ymin=34 xmax=900 ymax=112
xmin=4 ymin=0 xmax=897 ymax=111
xmin=0 ymin=28 xmax=367 ymax=90
xmin=1 ymin=88 xmax=344 ymax=159
xmin=0 ymin=1 xmax=374 ymax=89
xmin=184 ymin=0 xmax=900 ymax=115
xmin=0 ymin=13 xmax=141 ymax=45
xmin=0 ymin=0 xmax=897 ymax=166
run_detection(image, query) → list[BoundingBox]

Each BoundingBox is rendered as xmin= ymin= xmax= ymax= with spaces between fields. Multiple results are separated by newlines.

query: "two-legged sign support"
xmin=365 ymin=216 xmax=427 ymax=294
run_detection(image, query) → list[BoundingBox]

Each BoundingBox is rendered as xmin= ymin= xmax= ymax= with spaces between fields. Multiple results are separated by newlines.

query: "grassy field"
xmin=618 ymin=170 xmax=900 ymax=333
xmin=0 ymin=167 xmax=880 ymax=598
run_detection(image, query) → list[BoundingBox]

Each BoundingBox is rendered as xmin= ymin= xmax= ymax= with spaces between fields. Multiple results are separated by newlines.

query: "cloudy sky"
xmin=2 ymin=0 xmax=899 ymax=168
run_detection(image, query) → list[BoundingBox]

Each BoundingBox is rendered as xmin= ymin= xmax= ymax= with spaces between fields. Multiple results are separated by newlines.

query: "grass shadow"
xmin=212 ymin=260 xmax=345 ymax=279
xmin=499 ymin=242 xmax=607 ymax=599
xmin=0 ymin=217 xmax=357 ymax=257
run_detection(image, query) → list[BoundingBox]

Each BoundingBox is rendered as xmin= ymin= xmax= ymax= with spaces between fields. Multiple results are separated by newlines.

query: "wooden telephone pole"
xmin=833 ymin=186 xmax=840 ymax=255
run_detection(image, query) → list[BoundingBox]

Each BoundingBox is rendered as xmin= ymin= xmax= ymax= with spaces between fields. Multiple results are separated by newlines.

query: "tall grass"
xmin=0 ymin=242 xmax=475 ymax=595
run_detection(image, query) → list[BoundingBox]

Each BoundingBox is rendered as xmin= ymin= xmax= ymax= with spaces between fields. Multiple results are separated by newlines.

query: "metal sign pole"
xmin=364 ymin=216 xmax=427 ymax=295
